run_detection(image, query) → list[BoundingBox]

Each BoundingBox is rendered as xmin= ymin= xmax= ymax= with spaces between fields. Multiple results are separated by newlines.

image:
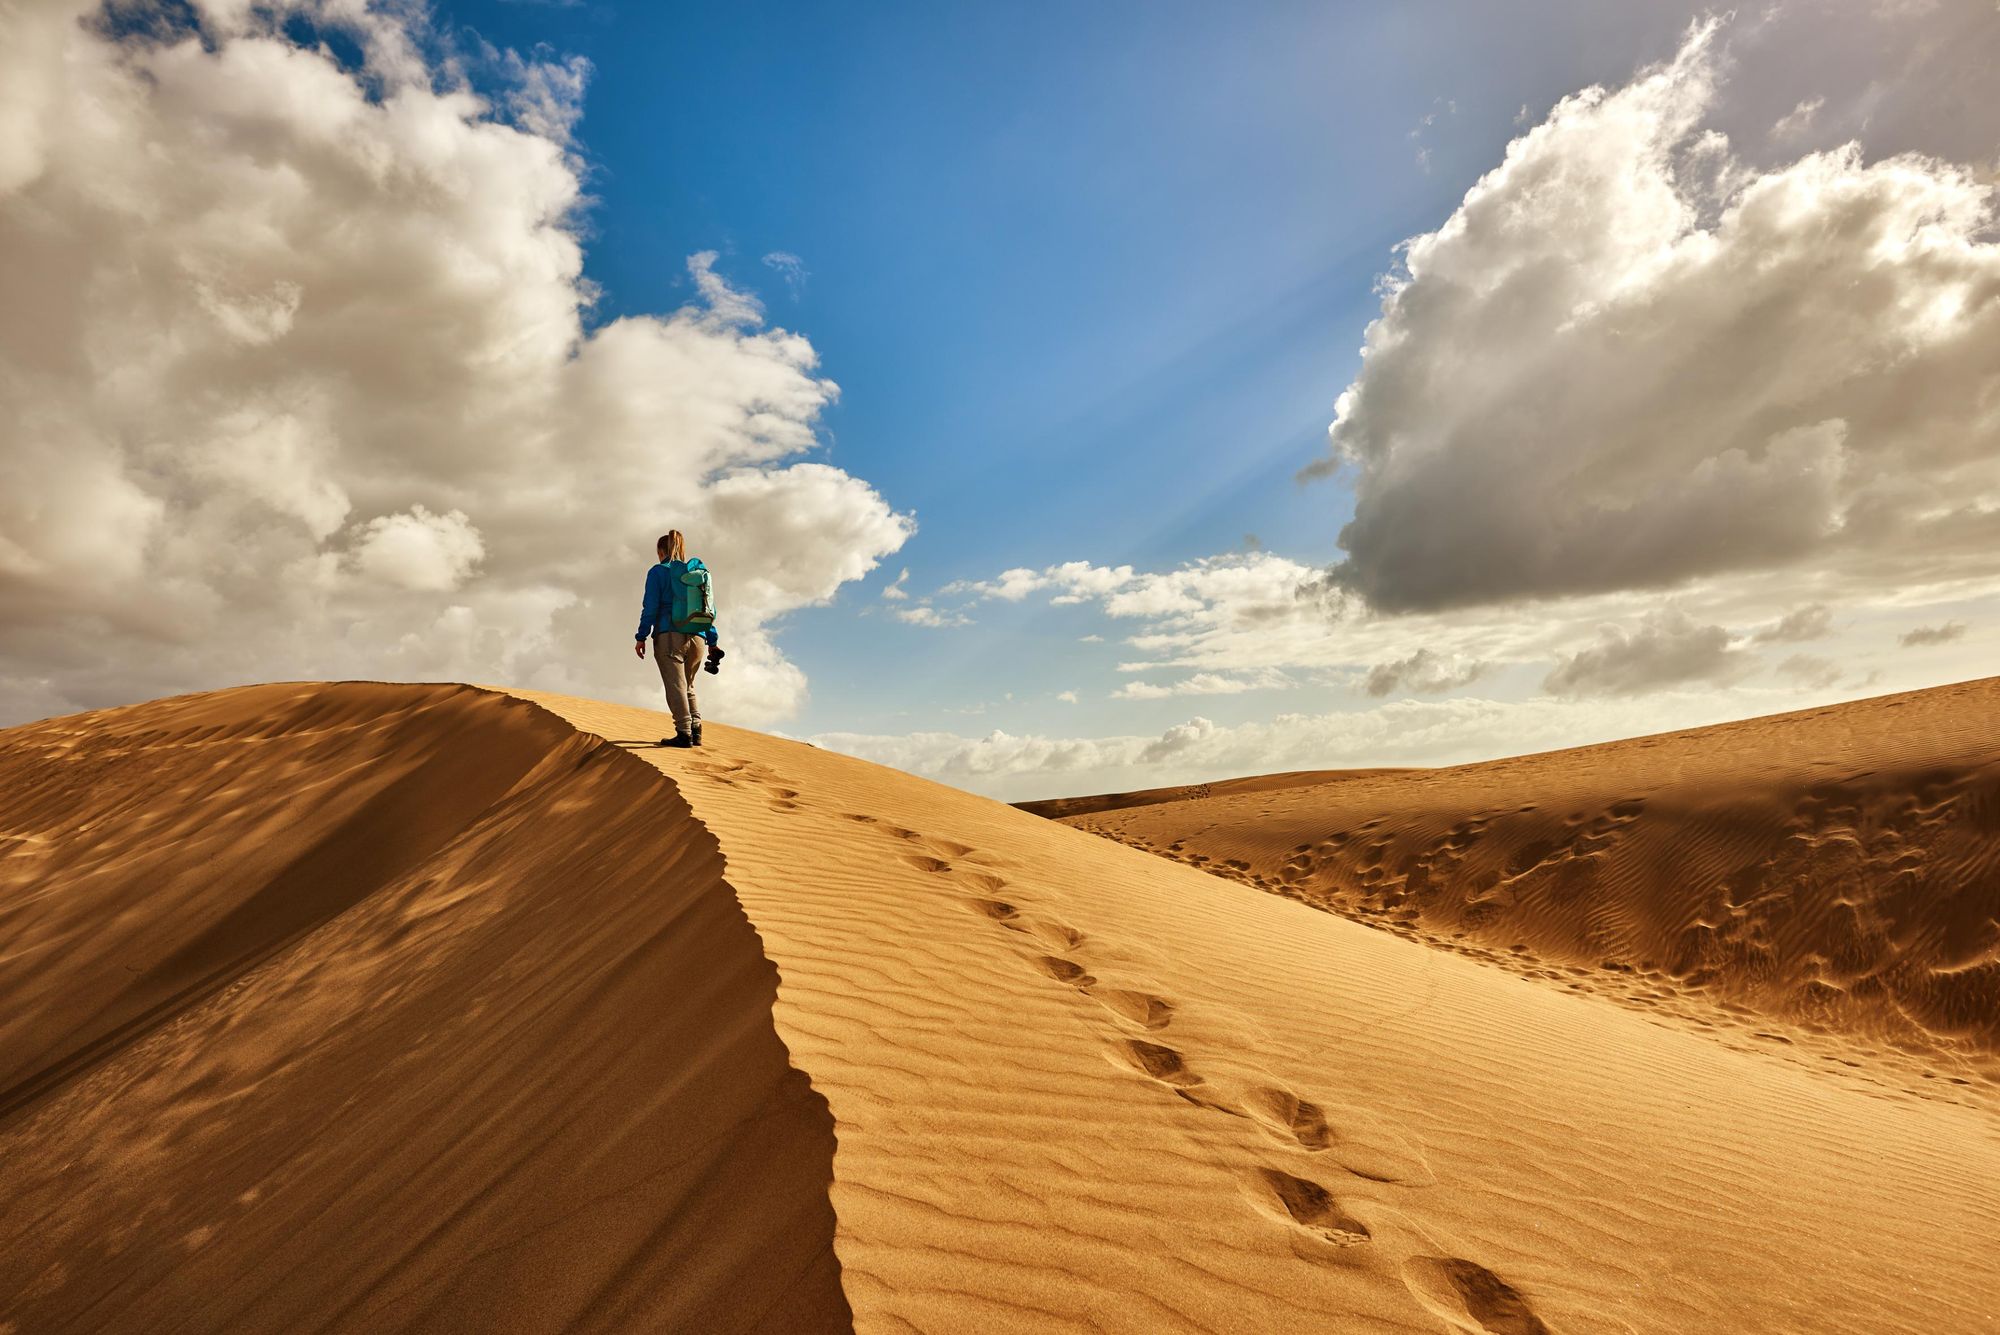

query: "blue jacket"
xmin=636 ymin=558 xmax=720 ymax=641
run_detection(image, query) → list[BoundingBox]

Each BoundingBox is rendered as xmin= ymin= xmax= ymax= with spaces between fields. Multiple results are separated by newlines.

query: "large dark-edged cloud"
xmin=1543 ymin=608 xmax=1753 ymax=697
xmin=1311 ymin=18 xmax=2000 ymax=614
xmin=1363 ymin=648 xmax=1487 ymax=698
xmin=1753 ymin=603 xmax=1834 ymax=644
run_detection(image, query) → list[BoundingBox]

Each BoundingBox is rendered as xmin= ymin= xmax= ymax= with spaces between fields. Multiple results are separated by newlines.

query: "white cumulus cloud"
xmin=351 ymin=506 xmax=486 ymax=592
xmin=1309 ymin=18 xmax=2000 ymax=615
xmin=0 ymin=1 xmax=909 ymax=724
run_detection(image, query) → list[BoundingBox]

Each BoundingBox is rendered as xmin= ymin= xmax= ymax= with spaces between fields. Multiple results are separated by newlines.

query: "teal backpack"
xmin=671 ymin=557 xmax=716 ymax=633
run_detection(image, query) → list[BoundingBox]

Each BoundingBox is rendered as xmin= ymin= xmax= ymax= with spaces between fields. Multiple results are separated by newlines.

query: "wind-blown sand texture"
xmin=4 ymin=681 xmax=1999 ymax=1333
xmin=1039 ymin=678 xmax=2000 ymax=1096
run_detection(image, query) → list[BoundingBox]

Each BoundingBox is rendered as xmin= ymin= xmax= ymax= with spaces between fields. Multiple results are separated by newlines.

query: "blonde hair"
xmin=657 ymin=530 xmax=686 ymax=561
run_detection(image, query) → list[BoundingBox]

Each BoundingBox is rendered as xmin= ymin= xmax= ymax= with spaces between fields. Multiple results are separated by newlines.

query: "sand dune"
xmin=1040 ymin=679 xmax=2000 ymax=1093
xmin=0 ymin=685 xmax=844 ymax=1333
xmin=5 ymin=681 xmax=2000 ymax=1333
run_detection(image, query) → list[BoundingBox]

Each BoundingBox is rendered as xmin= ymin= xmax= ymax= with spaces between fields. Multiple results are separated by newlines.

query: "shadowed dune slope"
xmin=0 ymin=684 xmax=846 ymax=1334
xmin=1045 ymin=678 xmax=2000 ymax=1077
xmin=518 ymin=688 xmax=2000 ymax=1335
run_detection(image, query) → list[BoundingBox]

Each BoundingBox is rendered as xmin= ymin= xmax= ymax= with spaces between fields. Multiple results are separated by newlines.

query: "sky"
xmin=2 ymin=0 xmax=1999 ymax=800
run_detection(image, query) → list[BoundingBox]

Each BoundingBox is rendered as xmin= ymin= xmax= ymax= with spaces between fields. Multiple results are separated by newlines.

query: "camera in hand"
xmin=704 ymin=643 xmax=725 ymax=675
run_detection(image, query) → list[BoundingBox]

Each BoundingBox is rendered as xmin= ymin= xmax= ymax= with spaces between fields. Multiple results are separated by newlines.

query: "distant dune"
xmin=1036 ymin=679 xmax=2000 ymax=1088
xmin=4 ymin=683 xmax=1999 ymax=1332
xmin=1015 ymin=769 xmax=1414 ymax=821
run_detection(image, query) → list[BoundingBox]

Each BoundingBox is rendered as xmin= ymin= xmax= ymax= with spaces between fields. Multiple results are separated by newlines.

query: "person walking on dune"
xmin=635 ymin=529 xmax=718 ymax=748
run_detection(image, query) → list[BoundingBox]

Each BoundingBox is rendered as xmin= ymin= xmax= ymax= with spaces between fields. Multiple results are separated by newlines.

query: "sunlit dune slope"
xmin=0 ymin=684 xmax=845 ymax=1334
xmin=1043 ymin=678 xmax=2000 ymax=1079
xmin=5 ymin=682 xmax=1999 ymax=1335
xmin=522 ymin=688 xmax=1999 ymax=1335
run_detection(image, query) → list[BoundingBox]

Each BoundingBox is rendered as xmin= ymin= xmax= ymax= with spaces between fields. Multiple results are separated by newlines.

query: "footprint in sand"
xmin=874 ymin=823 xmax=990 ymax=869
xmin=1037 ymin=955 xmax=1096 ymax=986
xmin=1257 ymin=1168 xmax=1372 ymax=1248
xmin=1028 ymin=920 xmax=1087 ymax=950
xmin=1400 ymin=1255 xmax=1551 ymax=1335
xmin=1248 ymin=1086 xmax=1338 ymax=1150
xmin=1237 ymin=1087 xmax=1436 ymax=1186
xmin=694 ymin=760 xmax=806 ymax=813
xmin=968 ymin=896 xmax=1021 ymax=923
xmin=968 ymin=899 xmax=1083 ymax=951
xmin=1085 ymin=987 xmax=1175 ymax=1031
xmin=1118 ymin=1038 xmax=1201 ymax=1087
xmin=761 ymin=786 xmax=803 ymax=812
xmin=959 ymin=887 xmax=1172 ymax=1031
xmin=1107 ymin=1040 xmax=1246 ymax=1113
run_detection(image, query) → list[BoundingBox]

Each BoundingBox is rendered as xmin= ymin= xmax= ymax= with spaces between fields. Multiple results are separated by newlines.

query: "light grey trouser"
xmin=653 ymin=631 xmax=706 ymax=730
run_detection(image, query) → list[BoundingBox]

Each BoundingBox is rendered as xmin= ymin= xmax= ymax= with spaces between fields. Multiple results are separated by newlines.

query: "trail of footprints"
xmin=843 ymin=807 xmax=1552 ymax=1334
xmin=677 ymin=758 xmax=1552 ymax=1329
xmin=686 ymin=757 xmax=805 ymax=813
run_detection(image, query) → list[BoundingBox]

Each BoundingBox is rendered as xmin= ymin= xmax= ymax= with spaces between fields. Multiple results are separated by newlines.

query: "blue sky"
xmin=450 ymin=0 xmax=1713 ymax=737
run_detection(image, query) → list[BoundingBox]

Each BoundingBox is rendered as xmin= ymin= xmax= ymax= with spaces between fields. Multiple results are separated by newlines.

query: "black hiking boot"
xmin=690 ymin=722 xmax=704 ymax=747
xmin=660 ymin=733 xmax=695 ymax=749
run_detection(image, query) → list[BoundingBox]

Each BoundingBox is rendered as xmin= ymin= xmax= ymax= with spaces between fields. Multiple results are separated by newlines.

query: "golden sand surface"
xmin=1041 ymin=679 xmax=2000 ymax=1101
xmin=3 ymin=680 xmax=1997 ymax=1332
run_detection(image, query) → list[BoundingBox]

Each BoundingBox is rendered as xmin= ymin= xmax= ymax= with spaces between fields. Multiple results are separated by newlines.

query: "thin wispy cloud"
xmin=1112 ymin=670 xmax=1293 ymax=701
xmin=1900 ymin=622 xmax=1967 ymax=648
xmin=894 ymin=604 xmax=970 ymax=629
xmin=762 ymin=250 xmax=808 ymax=297
xmin=1408 ymin=96 xmax=1457 ymax=173
xmin=1769 ymin=95 xmax=1825 ymax=141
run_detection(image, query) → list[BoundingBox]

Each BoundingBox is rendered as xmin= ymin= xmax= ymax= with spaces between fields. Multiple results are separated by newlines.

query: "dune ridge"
xmin=1044 ymin=678 xmax=2000 ymax=1089
xmin=0 ymin=684 xmax=847 ymax=1334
